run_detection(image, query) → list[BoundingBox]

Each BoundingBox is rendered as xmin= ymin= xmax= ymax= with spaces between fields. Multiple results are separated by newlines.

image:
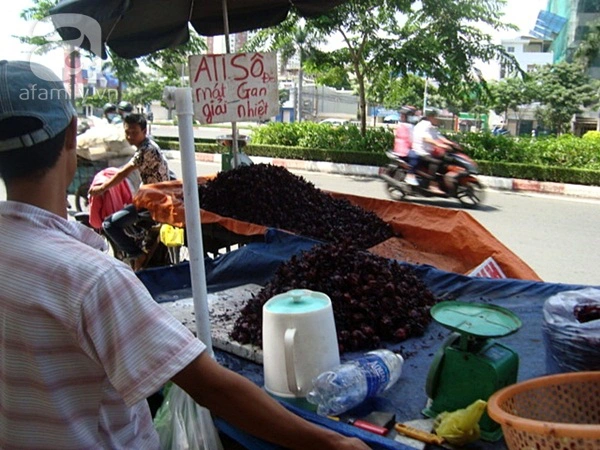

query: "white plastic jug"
xmin=262 ymin=289 xmax=340 ymax=399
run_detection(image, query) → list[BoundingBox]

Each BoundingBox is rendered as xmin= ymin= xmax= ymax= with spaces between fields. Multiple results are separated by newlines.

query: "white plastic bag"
xmin=543 ymin=288 xmax=600 ymax=373
xmin=154 ymin=383 xmax=224 ymax=450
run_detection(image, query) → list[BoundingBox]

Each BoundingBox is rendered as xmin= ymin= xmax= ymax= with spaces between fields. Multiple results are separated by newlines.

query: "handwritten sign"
xmin=188 ymin=52 xmax=278 ymax=124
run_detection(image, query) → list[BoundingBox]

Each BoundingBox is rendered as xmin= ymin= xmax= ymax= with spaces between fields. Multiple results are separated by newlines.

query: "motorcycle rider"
xmin=411 ymin=109 xmax=453 ymax=192
xmin=89 ymin=113 xmax=169 ymax=270
xmin=393 ymin=106 xmax=419 ymax=185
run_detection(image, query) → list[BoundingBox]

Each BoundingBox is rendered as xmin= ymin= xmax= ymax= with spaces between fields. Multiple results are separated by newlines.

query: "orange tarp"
xmin=133 ymin=178 xmax=267 ymax=237
xmin=134 ymin=179 xmax=541 ymax=281
xmin=329 ymin=193 xmax=540 ymax=281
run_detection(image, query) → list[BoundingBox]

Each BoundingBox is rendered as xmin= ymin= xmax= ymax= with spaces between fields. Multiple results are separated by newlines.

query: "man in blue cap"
xmin=0 ymin=60 xmax=369 ymax=450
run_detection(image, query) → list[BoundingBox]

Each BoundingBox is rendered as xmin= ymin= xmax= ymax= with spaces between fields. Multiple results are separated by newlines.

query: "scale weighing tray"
xmin=430 ymin=301 xmax=522 ymax=339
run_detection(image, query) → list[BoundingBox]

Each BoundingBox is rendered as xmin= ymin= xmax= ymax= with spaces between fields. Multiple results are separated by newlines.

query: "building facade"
xmin=206 ymin=31 xmax=251 ymax=54
xmin=499 ymin=36 xmax=554 ymax=78
xmin=539 ymin=0 xmax=600 ymax=78
xmin=280 ymin=82 xmax=358 ymax=122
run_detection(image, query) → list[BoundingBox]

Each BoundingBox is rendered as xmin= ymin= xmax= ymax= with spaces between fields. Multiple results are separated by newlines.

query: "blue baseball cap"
xmin=0 ymin=60 xmax=76 ymax=152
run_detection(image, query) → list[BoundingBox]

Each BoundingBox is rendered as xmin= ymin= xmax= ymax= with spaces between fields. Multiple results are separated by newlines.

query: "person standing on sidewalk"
xmin=0 ymin=60 xmax=370 ymax=450
xmin=89 ymin=113 xmax=169 ymax=266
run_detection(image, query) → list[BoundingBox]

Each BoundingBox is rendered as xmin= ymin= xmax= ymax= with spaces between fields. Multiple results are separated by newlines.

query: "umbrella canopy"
xmin=50 ymin=0 xmax=347 ymax=59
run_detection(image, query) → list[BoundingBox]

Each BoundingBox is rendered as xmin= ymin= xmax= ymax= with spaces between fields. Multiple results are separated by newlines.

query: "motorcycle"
xmin=74 ymin=208 xmax=185 ymax=271
xmin=379 ymin=143 xmax=485 ymax=208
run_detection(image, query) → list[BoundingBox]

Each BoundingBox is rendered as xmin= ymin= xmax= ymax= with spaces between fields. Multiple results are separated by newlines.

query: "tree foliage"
xmin=144 ymin=32 xmax=207 ymax=85
xmin=18 ymin=0 xmax=71 ymax=54
xmin=488 ymin=77 xmax=531 ymax=118
xmin=529 ymin=62 xmax=596 ymax=134
xmin=246 ymin=0 xmax=517 ymax=135
xmin=123 ymin=74 xmax=167 ymax=107
xmin=370 ymin=73 xmax=428 ymax=110
xmin=486 ymin=76 xmax=533 ymax=132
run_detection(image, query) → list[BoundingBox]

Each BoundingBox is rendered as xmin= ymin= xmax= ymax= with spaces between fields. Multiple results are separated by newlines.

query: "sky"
xmin=1 ymin=0 xmax=548 ymax=80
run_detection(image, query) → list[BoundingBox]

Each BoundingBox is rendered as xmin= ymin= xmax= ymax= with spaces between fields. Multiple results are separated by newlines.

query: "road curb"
xmin=164 ymin=150 xmax=600 ymax=201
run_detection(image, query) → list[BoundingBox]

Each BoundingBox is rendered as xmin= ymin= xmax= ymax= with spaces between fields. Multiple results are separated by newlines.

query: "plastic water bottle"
xmin=307 ymin=349 xmax=404 ymax=416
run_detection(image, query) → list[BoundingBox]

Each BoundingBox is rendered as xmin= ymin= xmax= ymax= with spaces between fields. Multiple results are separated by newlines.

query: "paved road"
xmin=151 ymin=123 xmax=255 ymax=140
xmin=169 ymin=160 xmax=600 ymax=287
xmin=294 ymin=171 xmax=600 ymax=287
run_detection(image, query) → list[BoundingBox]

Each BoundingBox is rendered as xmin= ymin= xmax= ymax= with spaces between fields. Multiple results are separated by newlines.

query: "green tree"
xmin=19 ymin=0 xmax=83 ymax=104
xmin=143 ymin=31 xmax=207 ymax=85
xmin=529 ymin=62 xmax=596 ymax=134
xmin=488 ymin=77 xmax=532 ymax=132
xmin=122 ymin=73 xmax=166 ymax=108
xmin=341 ymin=0 xmax=516 ymax=133
xmin=19 ymin=0 xmax=56 ymax=43
xmin=303 ymin=54 xmax=353 ymax=90
xmin=100 ymin=54 xmax=142 ymax=103
xmin=574 ymin=19 xmax=600 ymax=131
xmin=244 ymin=18 xmax=329 ymax=121
xmin=369 ymin=72 xmax=428 ymax=111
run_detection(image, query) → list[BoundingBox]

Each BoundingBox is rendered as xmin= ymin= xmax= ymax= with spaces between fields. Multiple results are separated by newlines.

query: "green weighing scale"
xmin=422 ymin=301 xmax=522 ymax=441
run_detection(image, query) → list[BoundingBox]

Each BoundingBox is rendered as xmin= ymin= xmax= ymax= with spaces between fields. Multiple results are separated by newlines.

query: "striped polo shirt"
xmin=0 ymin=201 xmax=205 ymax=449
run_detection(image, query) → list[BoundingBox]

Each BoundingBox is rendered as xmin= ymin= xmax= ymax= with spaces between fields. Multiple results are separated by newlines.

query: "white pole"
xmin=222 ymin=0 xmax=239 ymax=169
xmin=297 ymin=48 xmax=303 ymax=122
xmin=175 ymin=87 xmax=213 ymax=355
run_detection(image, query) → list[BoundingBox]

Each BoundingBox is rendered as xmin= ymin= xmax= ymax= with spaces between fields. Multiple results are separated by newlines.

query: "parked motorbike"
xmin=74 ymin=209 xmax=183 ymax=270
xmin=379 ymin=143 xmax=485 ymax=208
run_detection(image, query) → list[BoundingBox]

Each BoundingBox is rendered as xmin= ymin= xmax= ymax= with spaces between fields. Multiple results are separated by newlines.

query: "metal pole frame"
xmin=222 ymin=0 xmax=239 ymax=169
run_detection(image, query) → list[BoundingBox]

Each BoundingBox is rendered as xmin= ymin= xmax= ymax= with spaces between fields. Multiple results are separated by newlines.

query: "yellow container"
xmin=159 ymin=224 xmax=185 ymax=247
xmin=488 ymin=371 xmax=600 ymax=449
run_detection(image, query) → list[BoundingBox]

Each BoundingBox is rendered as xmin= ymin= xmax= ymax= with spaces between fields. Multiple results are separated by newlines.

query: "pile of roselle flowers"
xmin=231 ymin=241 xmax=439 ymax=353
xmin=198 ymin=164 xmax=395 ymax=250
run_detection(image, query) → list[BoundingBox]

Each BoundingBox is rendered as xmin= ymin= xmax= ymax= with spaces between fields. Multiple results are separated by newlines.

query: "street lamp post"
xmin=297 ymin=47 xmax=303 ymax=123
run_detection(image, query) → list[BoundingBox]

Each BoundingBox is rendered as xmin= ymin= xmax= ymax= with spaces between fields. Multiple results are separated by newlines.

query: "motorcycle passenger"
xmin=411 ymin=109 xmax=453 ymax=191
xmin=89 ymin=113 xmax=170 ymax=269
xmin=393 ymin=105 xmax=419 ymax=185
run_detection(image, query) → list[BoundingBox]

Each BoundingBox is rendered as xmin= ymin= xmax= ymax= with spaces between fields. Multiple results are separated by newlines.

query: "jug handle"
xmin=284 ymin=328 xmax=301 ymax=395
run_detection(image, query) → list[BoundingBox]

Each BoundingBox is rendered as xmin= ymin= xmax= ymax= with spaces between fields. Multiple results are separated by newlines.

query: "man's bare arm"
xmin=88 ymin=162 xmax=136 ymax=197
xmin=172 ymin=352 xmax=371 ymax=450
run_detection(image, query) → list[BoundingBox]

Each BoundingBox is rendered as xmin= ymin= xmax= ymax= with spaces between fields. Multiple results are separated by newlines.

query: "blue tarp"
xmin=137 ymin=229 xmax=598 ymax=450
